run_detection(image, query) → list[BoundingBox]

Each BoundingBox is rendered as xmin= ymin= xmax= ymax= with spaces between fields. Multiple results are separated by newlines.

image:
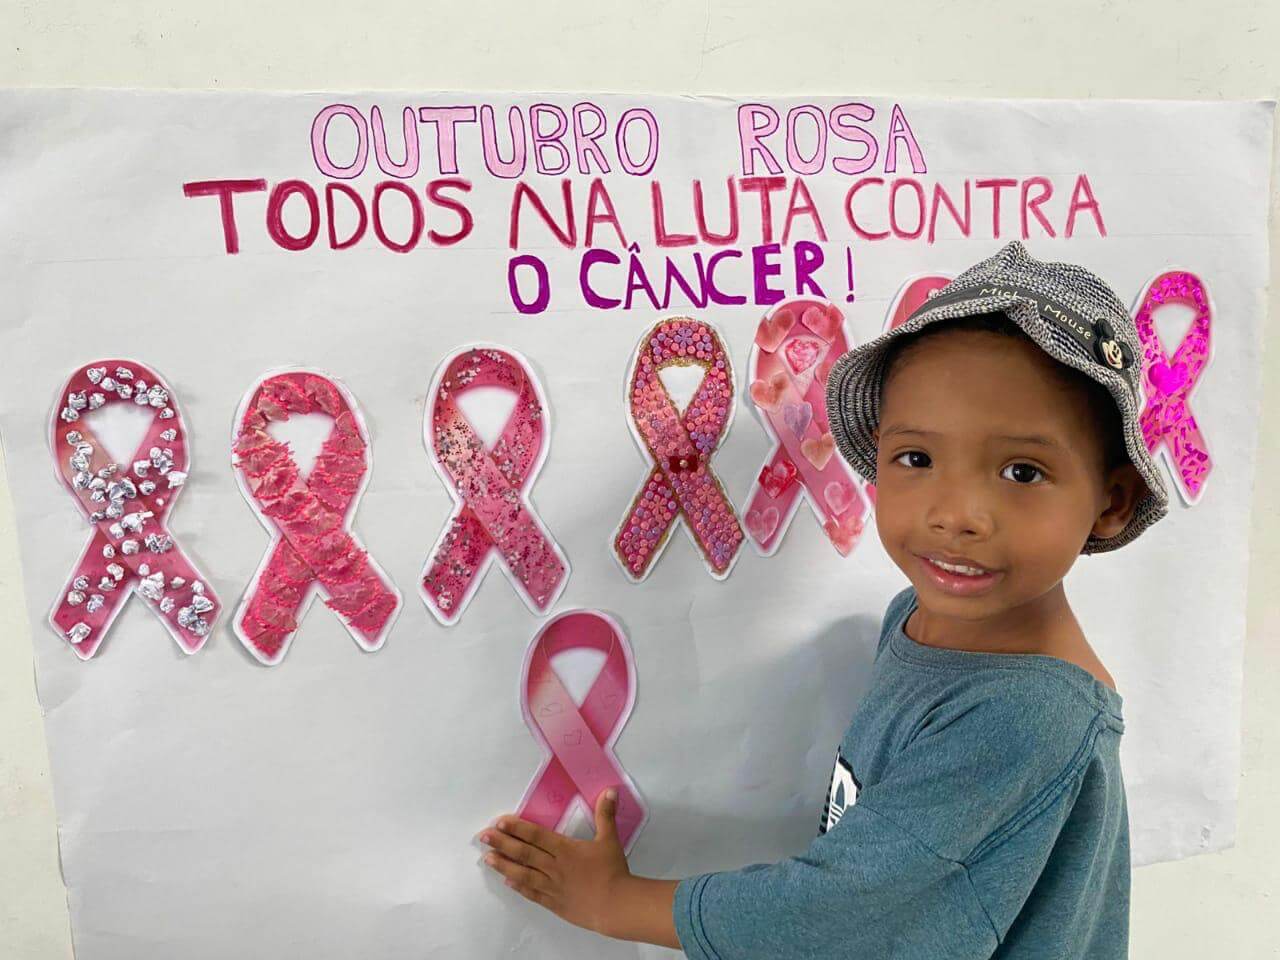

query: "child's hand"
xmin=477 ymin=787 xmax=631 ymax=937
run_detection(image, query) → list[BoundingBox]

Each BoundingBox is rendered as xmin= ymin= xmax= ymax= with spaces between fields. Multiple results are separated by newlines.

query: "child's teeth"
xmin=935 ymin=560 xmax=985 ymax=576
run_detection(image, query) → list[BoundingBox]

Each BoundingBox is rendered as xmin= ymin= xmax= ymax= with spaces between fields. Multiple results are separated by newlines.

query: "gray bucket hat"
xmin=824 ymin=240 xmax=1170 ymax=555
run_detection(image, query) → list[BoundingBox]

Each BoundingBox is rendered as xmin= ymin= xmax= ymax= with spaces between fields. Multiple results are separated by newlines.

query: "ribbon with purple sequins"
xmin=1133 ymin=271 xmax=1214 ymax=504
xmin=50 ymin=360 xmax=219 ymax=659
xmin=422 ymin=346 xmax=568 ymax=624
xmin=614 ymin=318 xmax=744 ymax=581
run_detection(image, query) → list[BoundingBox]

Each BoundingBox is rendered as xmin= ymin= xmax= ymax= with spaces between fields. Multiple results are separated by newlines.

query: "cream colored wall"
xmin=0 ymin=2 xmax=1276 ymax=956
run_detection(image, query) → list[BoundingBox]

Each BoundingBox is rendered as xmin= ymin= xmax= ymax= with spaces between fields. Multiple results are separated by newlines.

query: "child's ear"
xmin=1091 ymin=463 xmax=1146 ymax=540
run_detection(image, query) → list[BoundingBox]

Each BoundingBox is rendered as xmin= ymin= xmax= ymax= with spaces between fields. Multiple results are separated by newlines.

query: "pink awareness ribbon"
xmin=744 ymin=299 xmax=870 ymax=556
xmin=50 ymin=360 xmax=219 ymax=659
xmin=887 ymin=274 xmax=952 ymax=331
xmin=1132 ymin=271 xmax=1213 ymax=504
xmin=422 ymin=346 xmax=568 ymax=624
xmin=861 ymin=274 xmax=953 ymax=513
xmin=232 ymin=370 xmax=401 ymax=665
xmin=614 ymin=318 xmax=744 ymax=580
xmin=517 ymin=609 xmax=647 ymax=854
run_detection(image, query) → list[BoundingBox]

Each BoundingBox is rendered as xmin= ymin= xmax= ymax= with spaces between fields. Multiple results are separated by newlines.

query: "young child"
xmin=474 ymin=240 xmax=1170 ymax=958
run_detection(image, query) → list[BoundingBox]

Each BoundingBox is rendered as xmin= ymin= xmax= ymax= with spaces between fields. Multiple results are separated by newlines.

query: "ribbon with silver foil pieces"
xmin=422 ymin=346 xmax=568 ymax=624
xmin=1133 ymin=270 xmax=1214 ymax=504
xmin=614 ymin=318 xmax=744 ymax=580
xmin=232 ymin=370 xmax=401 ymax=665
xmin=516 ymin=609 xmax=647 ymax=854
xmin=50 ymin=359 xmax=219 ymax=659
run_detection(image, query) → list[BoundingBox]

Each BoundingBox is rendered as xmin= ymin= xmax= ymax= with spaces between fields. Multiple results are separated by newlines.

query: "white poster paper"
xmin=0 ymin=90 xmax=1271 ymax=960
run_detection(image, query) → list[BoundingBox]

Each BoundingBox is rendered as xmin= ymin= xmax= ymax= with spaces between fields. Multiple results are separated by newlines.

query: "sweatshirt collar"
xmin=888 ymin=588 xmax=1126 ymax=723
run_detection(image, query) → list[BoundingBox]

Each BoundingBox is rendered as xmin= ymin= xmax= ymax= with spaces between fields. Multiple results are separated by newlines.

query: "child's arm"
xmin=477 ymin=788 xmax=681 ymax=949
xmin=477 ymin=781 xmax=995 ymax=959
xmin=477 ymin=676 xmax=1105 ymax=959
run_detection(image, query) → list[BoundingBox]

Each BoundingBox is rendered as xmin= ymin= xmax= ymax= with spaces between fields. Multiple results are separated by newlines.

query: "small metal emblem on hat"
xmin=1091 ymin=318 xmax=1134 ymax=370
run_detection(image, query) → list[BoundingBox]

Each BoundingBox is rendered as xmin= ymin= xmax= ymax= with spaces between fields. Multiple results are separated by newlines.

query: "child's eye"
xmin=1002 ymin=462 xmax=1046 ymax=485
xmin=892 ymin=450 xmax=931 ymax=469
xmin=891 ymin=452 xmax=1046 ymax=484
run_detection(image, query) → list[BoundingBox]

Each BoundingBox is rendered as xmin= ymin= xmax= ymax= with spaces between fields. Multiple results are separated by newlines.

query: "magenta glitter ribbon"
xmin=614 ymin=318 xmax=744 ymax=580
xmin=517 ymin=609 xmax=647 ymax=854
xmin=1133 ymin=271 xmax=1214 ymax=504
xmin=422 ymin=346 xmax=568 ymax=624
xmin=232 ymin=370 xmax=401 ymax=665
xmin=50 ymin=359 xmax=220 ymax=659
xmin=744 ymin=300 xmax=870 ymax=556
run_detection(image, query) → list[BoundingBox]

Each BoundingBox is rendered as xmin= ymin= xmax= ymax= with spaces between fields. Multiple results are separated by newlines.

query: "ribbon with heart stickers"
xmin=50 ymin=360 xmax=219 ymax=659
xmin=232 ymin=369 xmax=401 ymax=665
xmin=516 ymin=609 xmax=647 ymax=854
xmin=743 ymin=300 xmax=870 ymax=556
xmin=422 ymin=345 xmax=568 ymax=624
xmin=614 ymin=317 xmax=744 ymax=581
xmin=1132 ymin=270 xmax=1214 ymax=505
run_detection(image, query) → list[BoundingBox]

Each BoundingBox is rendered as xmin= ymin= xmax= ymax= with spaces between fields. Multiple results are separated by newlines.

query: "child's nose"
xmin=925 ymin=487 xmax=996 ymax=538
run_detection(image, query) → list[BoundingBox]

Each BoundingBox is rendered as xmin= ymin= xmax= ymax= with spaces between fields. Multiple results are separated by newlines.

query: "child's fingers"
xmin=493 ymin=815 xmax=562 ymax=856
xmin=483 ymin=850 xmax=553 ymax=893
xmin=593 ymin=788 xmax=620 ymax=846
xmin=478 ymin=828 xmax=556 ymax=875
xmin=506 ymin=877 xmax=557 ymax=911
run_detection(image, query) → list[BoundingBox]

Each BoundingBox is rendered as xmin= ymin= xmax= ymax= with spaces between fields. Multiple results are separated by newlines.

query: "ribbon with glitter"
xmin=1133 ymin=271 xmax=1214 ymax=505
xmin=614 ymin=318 xmax=744 ymax=580
xmin=232 ymin=370 xmax=401 ymax=665
xmin=49 ymin=360 xmax=219 ymax=659
xmin=422 ymin=346 xmax=568 ymax=625
xmin=744 ymin=299 xmax=870 ymax=556
xmin=517 ymin=609 xmax=647 ymax=854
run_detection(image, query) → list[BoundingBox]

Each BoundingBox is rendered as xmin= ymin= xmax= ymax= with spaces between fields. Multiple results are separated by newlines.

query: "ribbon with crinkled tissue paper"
xmin=232 ymin=369 xmax=401 ymax=665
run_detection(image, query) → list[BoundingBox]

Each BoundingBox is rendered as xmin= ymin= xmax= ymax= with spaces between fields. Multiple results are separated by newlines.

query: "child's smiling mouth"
xmin=915 ymin=553 xmax=1004 ymax=596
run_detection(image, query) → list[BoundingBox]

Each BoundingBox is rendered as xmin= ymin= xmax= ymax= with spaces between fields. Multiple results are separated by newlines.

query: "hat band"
xmin=907 ymin=280 xmax=1101 ymax=357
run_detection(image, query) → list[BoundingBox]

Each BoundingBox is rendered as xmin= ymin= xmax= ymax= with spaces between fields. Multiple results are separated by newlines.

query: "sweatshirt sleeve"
xmin=671 ymin=675 xmax=1101 ymax=960
xmin=672 ymin=801 xmax=997 ymax=960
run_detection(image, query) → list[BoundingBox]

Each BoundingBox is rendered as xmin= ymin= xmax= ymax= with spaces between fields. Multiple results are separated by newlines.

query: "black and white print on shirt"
xmin=819 ymin=747 xmax=861 ymax=834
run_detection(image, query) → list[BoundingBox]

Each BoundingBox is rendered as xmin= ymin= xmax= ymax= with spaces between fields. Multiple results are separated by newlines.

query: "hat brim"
xmin=825 ymin=291 xmax=1170 ymax=555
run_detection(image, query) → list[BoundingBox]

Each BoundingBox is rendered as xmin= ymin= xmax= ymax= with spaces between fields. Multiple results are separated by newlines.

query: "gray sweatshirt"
xmin=673 ymin=585 xmax=1129 ymax=959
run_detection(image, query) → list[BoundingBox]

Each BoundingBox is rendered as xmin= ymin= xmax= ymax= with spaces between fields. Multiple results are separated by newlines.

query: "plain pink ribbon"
xmin=232 ymin=371 xmax=400 ymax=665
xmin=1133 ymin=271 xmax=1213 ymax=503
xmin=517 ymin=610 xmax=647 ymax=854
xmin=50 ymin=358 xmax=220 ymax=659
xmin=744 ymin=299 xmax=869 ymax=556
xmin=422 ymin=347 xmax=567 ymax=623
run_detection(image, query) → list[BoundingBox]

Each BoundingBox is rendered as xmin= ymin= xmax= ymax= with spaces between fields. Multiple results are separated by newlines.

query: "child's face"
xmin=872 ymin=330 xmax=1145 ymax=620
